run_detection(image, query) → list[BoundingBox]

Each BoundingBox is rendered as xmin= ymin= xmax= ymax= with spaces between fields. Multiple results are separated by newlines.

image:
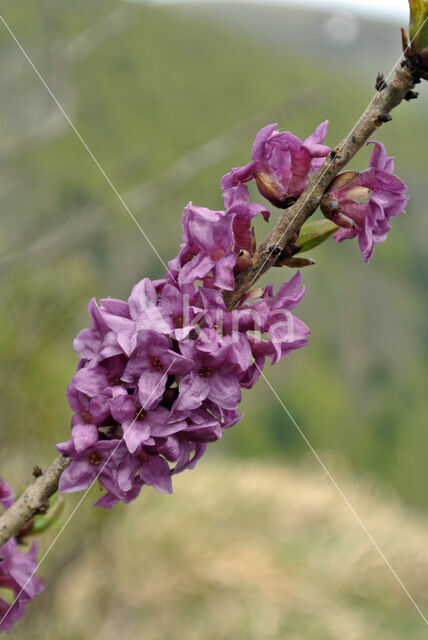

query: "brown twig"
xmin=0 ymin=63 xmax=419 ymax=549
xmin=224 ymin=63 xmax=416 ymax=311
xmin=0 ymin=456 xmax=70 ymax=548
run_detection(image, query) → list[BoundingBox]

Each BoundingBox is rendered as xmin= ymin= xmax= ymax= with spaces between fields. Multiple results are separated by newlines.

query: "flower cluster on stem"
xmin=58 ymin=119 xmax=408 ymax=509
xmin=57 ymin=130 xmax=326 ymax=507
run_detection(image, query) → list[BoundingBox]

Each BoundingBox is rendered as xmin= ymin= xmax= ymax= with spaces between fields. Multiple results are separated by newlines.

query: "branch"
xmin=0 ymin=64 xmax=418 ymax=548
xmin=224 ymin=63 xmax=416 ymax=311
xmin=0 ymin=456 xmax=70 ymax=548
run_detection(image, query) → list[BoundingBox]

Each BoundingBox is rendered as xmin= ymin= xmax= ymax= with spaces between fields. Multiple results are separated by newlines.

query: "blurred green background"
xmin=0 ymin=1 xmax=427 ymax=637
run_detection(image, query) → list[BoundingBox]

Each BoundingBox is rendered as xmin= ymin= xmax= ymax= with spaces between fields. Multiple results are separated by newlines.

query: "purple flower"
xmin=0 ymin=479 xmax=14 ymax=511
xmin=70 ymin=354 xmax=128 ymax=398
xmin=264 ymin=273 xmax=310 ymax=364
xmin=73 ymin=298 xmax=110 ymax=360
xmin=63 ymin=126 xmax=312 ymax=509
xmin=326 ymin=141 xmax=408 ymax=263
xmin=222 ymin=121 xmax=330 ymax=207
xmin=127 ymin=278 xmax=171 ymax=335
xmin=62 ymin=117 xmax=408 ymax=514
xmin=160 ymin=436 xmax=209 ymax=475
xmin=234 ymin=273 xmax=310 ymax=380
xmin=93 ymin=482 xmax=142 ymax=509
xmin=109 ymin=389 xmax=187 ymax=454
xmin=0 ymin=478 xmax=44 ymax=633
xmin=177 ymin=203 xmax=237 ymax=290
xmin=175 ymin=341 xmax=242 ymax=411
xmin=157 ymin=282 xmax=201 ymax=341
xmin=66 ymin=382 xmax=115 ymax=452
xmin=56 ymin=439 xmax=124 ymax=494
xmin=121 ymin=330 xmax=193 ymax=410
xmin=63 ymin=263 xmax=309 ymax=507
xmin=116 ymin=450 xmax=172 ymax=494
xmin=223 ymin=184 xmax=270 ymax=254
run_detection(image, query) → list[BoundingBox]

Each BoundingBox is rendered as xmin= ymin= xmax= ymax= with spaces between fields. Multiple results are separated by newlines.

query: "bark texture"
xmin=0 ymin=456 xmax=70 ymax=547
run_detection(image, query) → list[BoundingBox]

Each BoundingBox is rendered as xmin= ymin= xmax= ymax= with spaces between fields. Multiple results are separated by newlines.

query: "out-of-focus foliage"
xmin=0 ymin=0 xmax=426 ymax=512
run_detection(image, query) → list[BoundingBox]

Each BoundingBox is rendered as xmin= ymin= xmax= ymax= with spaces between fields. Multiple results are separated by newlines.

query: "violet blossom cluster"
xmin=221 ymin=121 xmax=331 ymax=207
xmin=0 ymin=478 xmax=44 ymax=633
xmin=59 ymin=121 xmax=408 ymax=508
xmin=325 ymin=141 xmax=409 ymax=263
xmin=222 ymin=123 xmax=408 ymax=262
xmin=58 ymin=146 xmax=314 ymax=507
xmin=58 ymin=271 xmax=309 ymax=507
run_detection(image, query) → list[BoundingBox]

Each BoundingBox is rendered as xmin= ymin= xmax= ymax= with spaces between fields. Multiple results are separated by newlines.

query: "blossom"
xmin=221 ymin=121 xmax=330 ymax=207
xmin=61 ymin=119 xmax=317 ymax=509
xmin=57 ymin=439 xmax=124 ymax=494
xmin=160 ymin=436 xmax=209 ymax=475
xmin=175 ymin=341 xmax=243 ymax=411
xmin=61 ymin=262 xmax=309 ymax=506
xmin=61 ymin=135 xmax=403 ymax=512
xmin=0 ymin=478 xmax=44 ymax=633
xmin=109 ymin=389 xmax=187 ymax=454
xmin=223 ymin=183 xmax=270 ymax=254
xmin=177 ymin=203 xmax=237 ymax=290
xmin=116 ymin=450 xmax=172 ymax=495
xmin=121 ymin=329 xmax=193 ymax=409
xmin=325 ymin=141 xmax=408 ymax=262
xmin=402 ymin=0 xmax=428 ymax=80
xmin=169 ymin=187 xmax=271 ymax=291
xmin=0 ymin=480 xmax=14 ymax=511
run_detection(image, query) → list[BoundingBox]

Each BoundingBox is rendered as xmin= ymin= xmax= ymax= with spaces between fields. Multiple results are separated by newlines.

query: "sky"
xmin=146 ymin=0 xmax=409 ymax=23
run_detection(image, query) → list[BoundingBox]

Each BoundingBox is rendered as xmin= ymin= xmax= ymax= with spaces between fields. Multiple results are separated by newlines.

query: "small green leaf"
xmin=0 ymin=587 xmax=14 ymax=605
xmin=296 ymin=219 xmax=338 ymax=254
xmin=30 ymin=494 xmax=65 ymax=535
xmin=409 ymin=0 xmax=428 ymax=49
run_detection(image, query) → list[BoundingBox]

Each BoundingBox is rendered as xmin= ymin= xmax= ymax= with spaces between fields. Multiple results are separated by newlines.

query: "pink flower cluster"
xmin=223 ymin=123 xmax=408 ymax=262
xmin=0 ymin=479 xmax=44 ymax=633
xmin=327 ymin=141 xmax=408 ymax=262
xmin=58 ymin=145 xmax=314 ymax=507
xmin=59 ymin=122 xmax=408 ymax=508
xmin=222 ymin=121 xmax=330 ymax=206
xmin=58 ymin=269 xmax=309 ymax=506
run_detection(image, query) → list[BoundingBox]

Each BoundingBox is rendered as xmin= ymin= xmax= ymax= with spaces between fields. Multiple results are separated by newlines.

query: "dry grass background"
xmin=14 ymin=459 xmax=428 ymax=639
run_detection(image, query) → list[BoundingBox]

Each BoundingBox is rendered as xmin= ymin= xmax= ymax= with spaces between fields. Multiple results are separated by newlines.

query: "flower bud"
xmin=275 ymin=255 xmax=316 ymax=268
xmin=409 ymin=0 xmax=428 ymax=49
xmin=320 ymin=195 xmax=355 ymax=229
xmin=234 ymin=250 xmax=252 ymax=273
xmin=254 ymin=171 xmax=289 ymax=208
xmin=402 ymin=1 xmax=428 ymax=79
xmin=242 ymin=287 xmax=264 ymax=304
xmin=328 ymin=171 xmax=358 ymax=192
